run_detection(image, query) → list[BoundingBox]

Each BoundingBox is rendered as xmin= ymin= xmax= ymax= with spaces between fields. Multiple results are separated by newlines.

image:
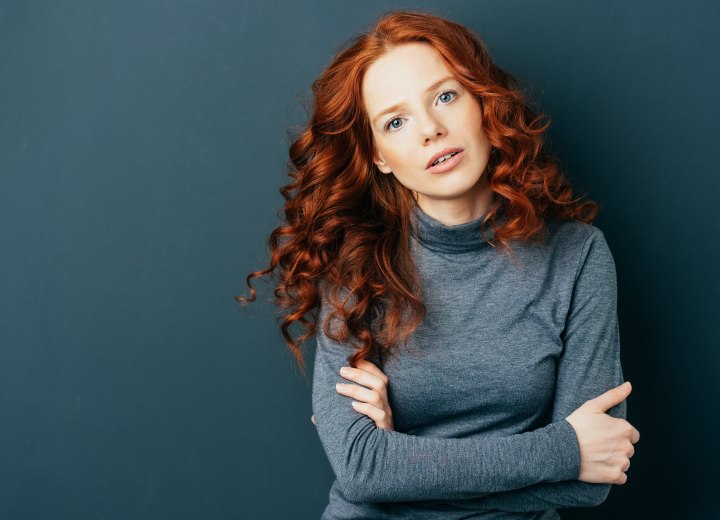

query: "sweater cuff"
xmin=548 ymin=419 xmax=582 ymax=480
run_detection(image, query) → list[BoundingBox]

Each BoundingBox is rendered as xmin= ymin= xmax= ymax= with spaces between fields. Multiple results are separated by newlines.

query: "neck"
xmin=415 ymin=173 xmax=495 ymax=227
xmin=410 ymin=200 xmax=500 ymax=254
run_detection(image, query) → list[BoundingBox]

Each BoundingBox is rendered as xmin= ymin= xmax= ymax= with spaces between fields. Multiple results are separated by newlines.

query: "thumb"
xmin=589 ymin=381 xmax=632 ymax=413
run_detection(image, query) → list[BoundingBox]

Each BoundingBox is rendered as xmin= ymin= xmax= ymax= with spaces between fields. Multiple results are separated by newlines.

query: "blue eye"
xmin=438 ymin=90 xmax=456 ymax=103
xmin=386 ymin=117 xmax=403 ymax=130
xmin=383 ymin=90 xmax=458 ymax=132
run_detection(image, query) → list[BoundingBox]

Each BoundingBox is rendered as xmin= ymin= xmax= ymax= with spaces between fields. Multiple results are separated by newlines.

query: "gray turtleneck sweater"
xmin=311 ymin=203 xmax=626 ymax=519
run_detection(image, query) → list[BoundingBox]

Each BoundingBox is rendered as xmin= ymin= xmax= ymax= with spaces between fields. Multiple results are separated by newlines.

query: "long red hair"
xmin=235 ymin=9 xmax=599 ymax=379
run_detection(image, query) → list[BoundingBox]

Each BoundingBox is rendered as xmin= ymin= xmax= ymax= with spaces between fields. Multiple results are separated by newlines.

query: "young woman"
xmin=236 ymin=9 xmax=640 ymax=519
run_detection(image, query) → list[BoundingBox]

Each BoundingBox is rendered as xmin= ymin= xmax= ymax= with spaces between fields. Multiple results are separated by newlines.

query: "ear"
xmin=373 ymin=157 xmax=392 ymax=174
xmin=373 ymin=151 xmax=392 ymax=174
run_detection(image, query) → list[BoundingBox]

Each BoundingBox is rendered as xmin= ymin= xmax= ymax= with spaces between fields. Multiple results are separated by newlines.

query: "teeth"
xmin=432 ymin=151 xmax=458 ymax=166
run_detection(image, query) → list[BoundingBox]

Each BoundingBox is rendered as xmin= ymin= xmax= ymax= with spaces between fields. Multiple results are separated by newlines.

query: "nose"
xmin=419 ymin=111 xmax=446 ymax=143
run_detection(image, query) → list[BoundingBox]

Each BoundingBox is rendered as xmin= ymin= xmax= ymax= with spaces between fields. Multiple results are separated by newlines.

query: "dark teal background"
xmin=1 ymin=1 xmax=717 ymax=518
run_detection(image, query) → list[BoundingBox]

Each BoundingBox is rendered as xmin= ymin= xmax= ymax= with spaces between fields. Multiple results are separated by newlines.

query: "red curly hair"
xmin=235 ymin=9 xmax=599 ymax=380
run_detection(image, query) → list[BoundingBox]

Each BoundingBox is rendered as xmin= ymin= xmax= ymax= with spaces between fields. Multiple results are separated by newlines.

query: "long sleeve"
xmin=442 ymin=227 xmax=627 ymax=511
xmin=311 ymin=287 xmax=582 ymax=504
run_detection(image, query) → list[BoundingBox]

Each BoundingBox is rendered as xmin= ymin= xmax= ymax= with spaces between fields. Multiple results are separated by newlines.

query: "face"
xmin=362 ymin=42 xmax=494 ymax=221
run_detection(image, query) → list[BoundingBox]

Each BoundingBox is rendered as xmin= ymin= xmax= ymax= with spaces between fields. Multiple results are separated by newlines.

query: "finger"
xmin=340 ymin=366 xmax=386 ymax=393
xmin=351 ymin=401 xmax=390 ymax=428
xmin=590 ymin=381 xmax=632 ymax=413
xmin=355 ymin=359 xmax=388 ymax=380
xmin=631 ymin=427 xmax=640 ymax=444
xmin=311 ymin=414 xmax=316 ymax=425
xmin=336 ymin=383 xmax=382 ymax=407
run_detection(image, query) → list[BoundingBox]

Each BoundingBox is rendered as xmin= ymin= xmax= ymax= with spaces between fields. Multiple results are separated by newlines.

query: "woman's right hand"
xmin=565 ymin=381 xmax=640 ymax=485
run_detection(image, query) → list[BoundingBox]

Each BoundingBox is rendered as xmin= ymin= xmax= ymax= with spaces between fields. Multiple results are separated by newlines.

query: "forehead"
xmin=362 ymin=42 xmax=455 ymax=115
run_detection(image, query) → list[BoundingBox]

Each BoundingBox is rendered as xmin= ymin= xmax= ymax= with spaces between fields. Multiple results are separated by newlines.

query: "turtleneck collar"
xmin=410 ymin=203 xmax=498 ymax=254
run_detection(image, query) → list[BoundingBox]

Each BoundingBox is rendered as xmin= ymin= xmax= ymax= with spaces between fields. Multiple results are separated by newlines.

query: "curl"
xmin=235 ymin=9 xmax=599 ymax=381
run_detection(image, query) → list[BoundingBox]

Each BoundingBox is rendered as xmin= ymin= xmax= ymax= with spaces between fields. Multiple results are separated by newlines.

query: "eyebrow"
xmin=372 ymin=76 xmax=457 ymax=125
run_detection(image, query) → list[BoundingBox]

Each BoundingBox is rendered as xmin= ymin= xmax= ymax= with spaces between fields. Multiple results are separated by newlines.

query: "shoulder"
xmin=544 ymin=217 xmax=612 ymax=257
xmin=545 ymin=217 xmax=604 ymax=249
xmin=512 ymin=218 xmax=615 ymax=284
xmin=543 ymin=218 xmax=616 ymax=286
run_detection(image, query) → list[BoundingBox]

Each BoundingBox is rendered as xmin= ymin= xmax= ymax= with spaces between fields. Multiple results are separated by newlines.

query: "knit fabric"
xmin=312 ymin=203 xmax=626 ymax=519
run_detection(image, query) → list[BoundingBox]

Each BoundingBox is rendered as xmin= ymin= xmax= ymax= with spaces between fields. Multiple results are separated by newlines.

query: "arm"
xmin=447 ymin=227 xmax=627 ymax=511
xmin=311 ymin=287 xmax=581 ymax=503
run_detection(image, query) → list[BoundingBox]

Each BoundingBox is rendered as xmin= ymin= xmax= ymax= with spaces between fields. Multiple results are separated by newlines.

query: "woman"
xmin=236 ymin=9 xmax=640 ymax=519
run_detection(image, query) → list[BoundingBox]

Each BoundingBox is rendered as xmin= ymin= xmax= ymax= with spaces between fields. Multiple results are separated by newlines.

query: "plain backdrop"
xmin=1 ymin=0 xmax=718 ymax=518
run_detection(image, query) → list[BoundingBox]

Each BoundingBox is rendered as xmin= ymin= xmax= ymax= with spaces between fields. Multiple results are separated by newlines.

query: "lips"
xmin=426 ymin=147 xmax=464 ymax=169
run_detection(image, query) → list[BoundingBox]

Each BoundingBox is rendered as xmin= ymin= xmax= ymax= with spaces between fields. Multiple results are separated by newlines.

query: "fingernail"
xmin=340 ymin=367 xmax=349 ymax=375
xmin=623 ymin=381 xmax=631 ymax=389
xmin=336 ymin=383 xmax=343 ymax=391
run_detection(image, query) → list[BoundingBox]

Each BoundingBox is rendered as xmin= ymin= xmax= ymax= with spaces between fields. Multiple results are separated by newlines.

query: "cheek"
xmin=470 ymin=122 xmax=491 ymax=150
xmin=479 ymin=130 xmax=491 ymax=149
xmin=376 ymin=141 xmax=405 ymax=168
xmin=460 ymin=103 xmax=488 ymax=146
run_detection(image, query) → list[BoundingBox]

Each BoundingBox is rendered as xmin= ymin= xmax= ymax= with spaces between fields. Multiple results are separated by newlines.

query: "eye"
xmin=385 ymin=117 xmax=404 ymax=131
xmin=438 ymin=90 xmax=457 ymax=104
xmin=383 ymin=90 xmax=458 ymax=133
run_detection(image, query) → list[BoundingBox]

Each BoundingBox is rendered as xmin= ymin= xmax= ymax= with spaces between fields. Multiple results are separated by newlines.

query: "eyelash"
xmin=383 ymin=90 xmax=458 ymax=132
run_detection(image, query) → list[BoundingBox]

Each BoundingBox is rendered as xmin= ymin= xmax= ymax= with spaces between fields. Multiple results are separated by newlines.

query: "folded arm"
xmin=442 ymin=227 xmax=627 ymax=511
xmin=311 ymin=285 xmax=581 ymax=503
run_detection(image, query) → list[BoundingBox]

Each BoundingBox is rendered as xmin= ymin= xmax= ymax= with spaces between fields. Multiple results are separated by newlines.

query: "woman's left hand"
xmin=317 ymin=359 xmax=395 ymax=430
